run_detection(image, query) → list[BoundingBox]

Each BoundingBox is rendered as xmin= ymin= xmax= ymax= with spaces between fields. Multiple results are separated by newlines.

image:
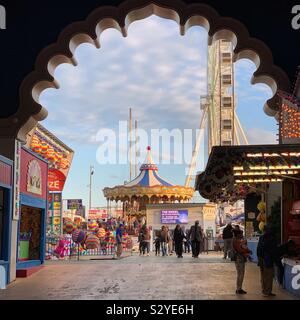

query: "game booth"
xmin=16 ymin=147 xmax=48 ymax=277
xmin=0 ymin=155 xmax=13 ymax=286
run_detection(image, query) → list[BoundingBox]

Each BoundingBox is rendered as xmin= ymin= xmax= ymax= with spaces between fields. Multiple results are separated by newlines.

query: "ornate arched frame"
xmin=1 ymin=0 xmax=290 ymax=142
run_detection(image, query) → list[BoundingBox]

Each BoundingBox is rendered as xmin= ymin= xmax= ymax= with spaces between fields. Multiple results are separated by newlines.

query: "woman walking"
xmin=174 ymin=224 xmax=185 ymax=258
xmin=233 ymin=230 xmax=252 ymax=294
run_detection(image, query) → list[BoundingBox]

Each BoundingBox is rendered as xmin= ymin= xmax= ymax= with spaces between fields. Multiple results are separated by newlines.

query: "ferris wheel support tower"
xmin=185 ymin=39 xmax=248 ymax=188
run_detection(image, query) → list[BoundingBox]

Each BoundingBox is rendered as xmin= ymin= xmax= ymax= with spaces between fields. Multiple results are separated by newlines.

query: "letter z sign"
xmin=292 ymin=5 xmax=300 ymax=30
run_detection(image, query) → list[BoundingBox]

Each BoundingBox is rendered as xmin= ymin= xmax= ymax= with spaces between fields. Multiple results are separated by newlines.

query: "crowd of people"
xmin=137 ymin=221 xmax=209 ymax=258
xmin=222 ymin=222 xmax=298 ymax=296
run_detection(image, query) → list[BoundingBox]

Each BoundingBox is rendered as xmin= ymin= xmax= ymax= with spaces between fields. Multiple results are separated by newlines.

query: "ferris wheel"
xmin=185 ymin=39 xmax=249 ymax=188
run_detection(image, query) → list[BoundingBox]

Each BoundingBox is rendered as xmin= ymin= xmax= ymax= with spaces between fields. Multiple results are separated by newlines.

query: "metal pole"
xmin=129 ymin=108 xmax=133 ymax=181
xmin=51 ymin=193 xmax=54 ymax=235
xmin=135 ymin=120 xmax=138 ymax=178
xmin=89 ymin=165 xmax=94 ymax=213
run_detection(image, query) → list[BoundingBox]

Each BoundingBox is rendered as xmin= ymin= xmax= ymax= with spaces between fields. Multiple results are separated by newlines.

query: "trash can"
xmin=0 ymin=265 xmax=6 ymax=290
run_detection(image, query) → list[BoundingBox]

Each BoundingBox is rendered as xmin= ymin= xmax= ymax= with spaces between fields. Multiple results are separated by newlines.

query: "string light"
xmin=279 ymin=102 xmax=300 ymax=141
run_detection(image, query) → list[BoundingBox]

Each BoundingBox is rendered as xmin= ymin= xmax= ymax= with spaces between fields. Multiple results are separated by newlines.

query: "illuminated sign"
xmin=161 ymin=210 xmax=188 ymax=224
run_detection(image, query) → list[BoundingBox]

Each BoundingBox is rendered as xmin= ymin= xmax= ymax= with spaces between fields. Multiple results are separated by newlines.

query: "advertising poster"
xmin=161 ymin=210 xmax=188 ymax=224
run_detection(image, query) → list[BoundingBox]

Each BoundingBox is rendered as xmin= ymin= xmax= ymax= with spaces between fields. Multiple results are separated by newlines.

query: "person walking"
xmin=144 ymin=225 xmax=151 ymax=256
xmin=257 ymin=226 xmax=278 ymax=297
xmin=115 ymin=224 xmax=124 ymax=259
xmin=153 ymin=233 xmax=161 ymax=256
xmin=189 ymin=220 xmax=202 ymax=258
xmin=222 ymin=222 xmax=233 ymax=259
xmin=174 ymin=224 xmax=185 ymax=258
xmin=184 ymin=228 xmax=191 ymax=254
xmin=138 ymin=230 xmax=144 ymax=256
xmin=165 ymin=227 xmax=173 ymax=256
xmin=203 ymin=230 xmax=209 ymax=254
xmin=233 ymin=230 xmax=252 ymax=294
xmin=160 ymin=226 xmax=169 ymax=256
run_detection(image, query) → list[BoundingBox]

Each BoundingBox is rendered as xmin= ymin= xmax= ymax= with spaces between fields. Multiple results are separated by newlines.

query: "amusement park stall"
xmin=0 ymin=155 xmax=13 ymax=285
xmin=16 ymin=147 xmax=48 ymax=274
xmin=26 ymin=123 xmax=74 ymax=235
xmin=196 ymin=142 xmax=300 ymax=297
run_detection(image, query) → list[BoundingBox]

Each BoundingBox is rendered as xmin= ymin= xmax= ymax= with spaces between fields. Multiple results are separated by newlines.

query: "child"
xmin=154 ymin=235 xmax=161 ymax=256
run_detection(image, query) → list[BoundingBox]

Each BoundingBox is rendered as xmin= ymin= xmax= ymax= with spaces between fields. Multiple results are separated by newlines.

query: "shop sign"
xmin=27 ymin=159 xmax=42 ymax=195
xmin=13 ymin=140 xmax=21 ymax=220
xmin=88 ymin=209 xmax=108 ymax=220
xmin=67 ymin=199 xmax=82 ymax=210
xmin=48 ymin=169 xmax=66 ymax=192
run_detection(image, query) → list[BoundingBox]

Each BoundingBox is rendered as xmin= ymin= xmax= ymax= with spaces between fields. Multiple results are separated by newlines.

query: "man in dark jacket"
xmin=257 ymin=226 xmax=278 ymax=297
xmin=189 ymin=221 xmax=203 ymax=258
xmin=222 ymin=223 xmax=233 ymax=259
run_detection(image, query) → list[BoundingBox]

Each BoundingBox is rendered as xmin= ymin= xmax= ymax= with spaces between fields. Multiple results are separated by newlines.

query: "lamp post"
xmin=89 ymin=165 xmax=94 ymax=215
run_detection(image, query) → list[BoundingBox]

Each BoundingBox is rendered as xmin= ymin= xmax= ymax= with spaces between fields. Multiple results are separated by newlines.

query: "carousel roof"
xmin=102 ymin=146 xmax=195 ymax=201
xmin=125 ymin=146 xmax=173 ymax=187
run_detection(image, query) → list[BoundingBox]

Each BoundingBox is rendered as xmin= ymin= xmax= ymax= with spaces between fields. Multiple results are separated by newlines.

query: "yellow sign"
xmin=53 ymin=217 xmax=61 ymax=225
xmin=53 ymin=202 xmax=61 ymax=210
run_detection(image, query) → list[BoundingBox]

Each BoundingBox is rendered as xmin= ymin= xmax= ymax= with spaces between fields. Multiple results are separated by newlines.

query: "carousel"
xmin=103 ymin=146 xmax=195 ymax=219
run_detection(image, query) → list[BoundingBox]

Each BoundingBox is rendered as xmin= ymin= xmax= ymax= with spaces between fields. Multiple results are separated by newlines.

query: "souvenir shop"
xmin=0 ymin=155 xmax=13 ymax=285
xmin=16 ymin=147 xmax=48 ymax=272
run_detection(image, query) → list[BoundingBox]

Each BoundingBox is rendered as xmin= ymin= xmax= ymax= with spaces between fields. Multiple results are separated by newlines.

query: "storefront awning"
xmin=195 ymin=144 xmax=300 ymax=202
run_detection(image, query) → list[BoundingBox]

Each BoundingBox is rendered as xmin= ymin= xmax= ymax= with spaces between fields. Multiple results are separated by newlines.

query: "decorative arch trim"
xmin=0 ymin=0 xmax=290 ymax=141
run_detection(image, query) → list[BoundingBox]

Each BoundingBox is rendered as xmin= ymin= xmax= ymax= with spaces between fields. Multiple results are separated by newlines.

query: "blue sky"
xmin=40 ymin=15 xmax=277 ymax=208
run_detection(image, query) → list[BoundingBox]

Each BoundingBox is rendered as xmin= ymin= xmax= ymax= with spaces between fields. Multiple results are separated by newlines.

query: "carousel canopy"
xmin=103 ymin=146 xmax=194 ymax=202
xmin=125 ymin=146 xmax=173 ymax=187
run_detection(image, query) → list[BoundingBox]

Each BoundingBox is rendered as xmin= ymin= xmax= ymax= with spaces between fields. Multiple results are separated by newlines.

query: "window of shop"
xmin=0 ymin=188 xmax=4 ymax=260
xmin=18 ymin=205 xmax=42 ymax=261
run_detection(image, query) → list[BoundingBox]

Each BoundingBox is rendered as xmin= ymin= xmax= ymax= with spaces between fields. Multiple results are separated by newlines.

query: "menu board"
xmin=161 ymin=210 xmax=188 ymax=224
